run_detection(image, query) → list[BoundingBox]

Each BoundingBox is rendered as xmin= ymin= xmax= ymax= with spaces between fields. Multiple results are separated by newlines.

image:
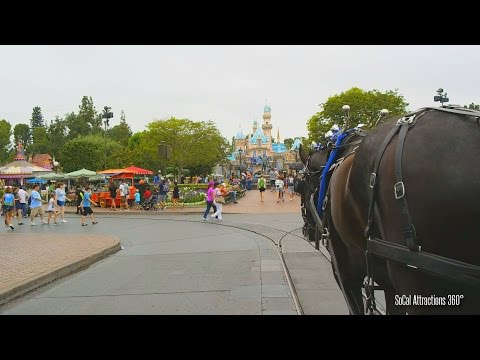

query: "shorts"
xmin=259 ymin=188 xmax=265 ymax=192
xmin=82 ymin=207 xmax=93 ymax=215
xmin=158 ymin=194 xmax=166 ymax=202
xmin=30 ymin=206 xmax=44 ymax=217
xmin=2 ymin=205 xmax=14 ymax=214
xmin=57 ymin=200 xmax=65 ymax=206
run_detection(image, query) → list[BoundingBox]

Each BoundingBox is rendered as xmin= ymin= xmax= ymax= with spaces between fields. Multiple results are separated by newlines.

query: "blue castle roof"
xmin=250 ymin=127 xmax=268 ymax=144
xmin=235 ymin=131 xmax=245 ymax=140
xmin=272 ymin=142 xmax=287 ymax=153
xmin=291 ymin=138 xmax=301 ymax=151
xmin=264 ymin=105 xmax=271 ymax=113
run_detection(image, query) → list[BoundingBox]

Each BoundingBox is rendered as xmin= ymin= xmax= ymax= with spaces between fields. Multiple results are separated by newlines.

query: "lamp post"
xmin=102 ymin=106 xmax=113 ymax=170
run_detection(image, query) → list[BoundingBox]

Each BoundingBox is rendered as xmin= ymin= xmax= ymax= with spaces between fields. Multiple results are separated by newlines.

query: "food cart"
xmin=96 ymin=166 xmax=153 ymax=208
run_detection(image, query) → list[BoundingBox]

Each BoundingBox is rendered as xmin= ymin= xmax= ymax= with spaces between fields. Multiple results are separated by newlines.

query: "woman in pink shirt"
xmin=202 ymin=181 xmax=217 ymax=221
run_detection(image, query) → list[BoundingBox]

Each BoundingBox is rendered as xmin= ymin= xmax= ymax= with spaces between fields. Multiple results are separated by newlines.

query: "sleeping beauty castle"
xmin=227 ymin=104 xmax=301 ymax=174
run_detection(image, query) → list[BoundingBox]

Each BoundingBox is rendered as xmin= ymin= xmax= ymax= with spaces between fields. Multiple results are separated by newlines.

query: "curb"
xmin=0 ymin=237 xmax=121 ymax=306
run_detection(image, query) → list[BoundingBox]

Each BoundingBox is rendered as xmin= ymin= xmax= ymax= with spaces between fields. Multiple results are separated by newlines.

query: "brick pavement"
xmin=0 ymin=233 xmax=120 ymax=305
xmin=63 ymin=187 xmax=302 ymax=215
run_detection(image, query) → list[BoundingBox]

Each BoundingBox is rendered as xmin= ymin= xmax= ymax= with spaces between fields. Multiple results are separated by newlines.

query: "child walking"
xmin=134 ymin=189 xmax=141 ymax=210
xmin=47 ymin=192 xmax=61 ymax=225
xmin=80 ymin=187 xmax=98 ymax=226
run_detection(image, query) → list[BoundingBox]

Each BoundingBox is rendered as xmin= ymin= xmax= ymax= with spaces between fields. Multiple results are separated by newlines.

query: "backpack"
xmin=258 ymin=178 xmax=265 ymax=188
xmin=162 ymin=183 xmax=170 ymax=192
xmin=27 ymin=195 xmax=32 ymax=206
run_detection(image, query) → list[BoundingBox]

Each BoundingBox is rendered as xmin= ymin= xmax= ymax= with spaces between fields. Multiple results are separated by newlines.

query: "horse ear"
xmin=299 ymin=144 xmax=308 ymax=165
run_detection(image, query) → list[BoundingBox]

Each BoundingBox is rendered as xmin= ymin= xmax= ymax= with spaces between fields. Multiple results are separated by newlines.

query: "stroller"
xmin=141 ymin=190 xmax=159 ymax=211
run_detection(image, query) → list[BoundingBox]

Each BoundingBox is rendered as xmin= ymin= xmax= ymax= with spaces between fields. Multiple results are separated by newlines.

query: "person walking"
xmin=269 ymin=168 xmax=278 ymax=191
xmin=275 ymin=175 xmax=285 ymax=203
xmin=55 ymin=182 xmax=68 ymax=223
xmin=47 ymin=192 xmax=61 ymax=225
xmin=172 ymin=182 xmax=181 ymax=209
xmin=108 ymin=179 xmax=117 ymax=211
xmin=258 ymin=174 xmax=266 ymax=202
xmin=12 ymin=187 xmax=25 ymax=226
xmin=2 ymin=186 xmax=16 ymax=230
xmin=75 ymin=185 xmax=84 ymax=215
xmin=29 ymin=184 xmax=47 ymax=226
xmin=134 ymin=189 xmax=141 ymax=210
xmin=287 ymin=173 xmax=295 ymax=200
xmin=80 ymin=187 xmax=98 ymax=226
xmin=202 ymin=181 xmax=217 ymax=221
xmin=17 ymin=185 xmax=28 ymax=218
xmin=211 ymin=183 xmax=225 ymax=221
xmin=158 ymin=180 xmax=169 ymax=210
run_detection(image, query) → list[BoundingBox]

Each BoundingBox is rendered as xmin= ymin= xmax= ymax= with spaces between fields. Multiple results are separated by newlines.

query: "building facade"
xmin=228 ymin=105 xmax=300 ymax=174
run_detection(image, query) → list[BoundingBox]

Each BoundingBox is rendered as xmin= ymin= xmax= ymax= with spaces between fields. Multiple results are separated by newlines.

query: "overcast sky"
xmin=1 ymin=45 xmax=479 ymax=142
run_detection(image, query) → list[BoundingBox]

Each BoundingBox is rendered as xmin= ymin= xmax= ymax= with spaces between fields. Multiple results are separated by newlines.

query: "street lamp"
xmin=102 ymin=106 xmax=113 ymax=170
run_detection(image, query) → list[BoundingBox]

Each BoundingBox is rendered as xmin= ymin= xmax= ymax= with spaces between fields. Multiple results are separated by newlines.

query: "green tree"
xmin=13 ymin=124 xmax=31 ymax=151
xmin=108 ymin=110 xmax=132 ymax=146
xmin=307 ymin=87 xmax=409 ymax=142
xmin=31 ymin=127 xmax=50 ymax=154
xmin=65 ymin=96 xmax=102 ymax=139
xmin=0 ymin=119 xmax=12 ymax=163
xmin=464 ymin=103 xmax=480 ymax=110
xmin=283 ymin=138 xmax=294 ymax=150
xmin=47 ymin=116 xmax=68 ymax=157
xmin=30 ymin=106 xmax=45 ymax=129
xmin=137 ymin=117 xmax=229 ymax=178
xmin=58 ymin=134 xmax=123 ymax=173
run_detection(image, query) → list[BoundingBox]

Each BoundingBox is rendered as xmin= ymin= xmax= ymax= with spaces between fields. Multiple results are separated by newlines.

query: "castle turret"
xmin=262 ymin=104 xmax=272 ymax=146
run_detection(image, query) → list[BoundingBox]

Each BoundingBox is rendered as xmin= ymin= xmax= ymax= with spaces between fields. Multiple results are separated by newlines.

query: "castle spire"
xmin=277 ymin=127 xmax=280 ymax=143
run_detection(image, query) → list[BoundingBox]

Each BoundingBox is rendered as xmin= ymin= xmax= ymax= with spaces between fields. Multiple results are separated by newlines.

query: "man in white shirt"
xmin=18 ymin=186 xmax=28 ymax=218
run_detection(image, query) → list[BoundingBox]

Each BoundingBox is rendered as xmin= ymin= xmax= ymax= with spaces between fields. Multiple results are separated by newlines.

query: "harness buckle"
xmin=369 ymin=173 xmax=376 ymax=188
xmin=394 ymin=181 xmax=405 ymax=199
xmin=396 ymin=115 xmax=415 ymax=126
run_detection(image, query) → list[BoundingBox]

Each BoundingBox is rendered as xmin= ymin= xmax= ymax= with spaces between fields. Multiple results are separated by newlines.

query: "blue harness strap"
xmin=317 ymin=132 xmax=348 ymax=216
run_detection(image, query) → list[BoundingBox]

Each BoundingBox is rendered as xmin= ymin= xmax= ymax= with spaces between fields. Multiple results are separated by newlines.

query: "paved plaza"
xmin=0 ymin=189 xmax=348 ymax=315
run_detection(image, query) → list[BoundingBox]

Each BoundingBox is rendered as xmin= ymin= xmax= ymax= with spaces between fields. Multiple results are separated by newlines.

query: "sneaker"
xmin=9 ymin=225 xmax=14 ymax=230
xmin=53 ymin=222 xmax=59 ymax=225
xmin=18 ymin=222 xmax=24 ymax=225
xmin=202 ymin=217 xmax=207 ymax=221
xmin=81 ymin=223 xmax=88 ymax=226
xmin=30 ymin=223 xmax=37 ymax=226
xmin=61 ymin=220 xmax=68 ymax=223
xmin=92 ymin=221 xmax=98 ymax=225
xmin=41 ymin=220 xmax=48 ymax=225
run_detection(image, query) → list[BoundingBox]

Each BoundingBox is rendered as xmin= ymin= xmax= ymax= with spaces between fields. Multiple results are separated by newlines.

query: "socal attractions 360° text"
xmin=394 ymin=294 xmax=464 ymax=306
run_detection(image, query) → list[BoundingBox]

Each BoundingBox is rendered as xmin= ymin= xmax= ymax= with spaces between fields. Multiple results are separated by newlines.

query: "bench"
xmin=224 ymin=188 xmax=246 ymax=204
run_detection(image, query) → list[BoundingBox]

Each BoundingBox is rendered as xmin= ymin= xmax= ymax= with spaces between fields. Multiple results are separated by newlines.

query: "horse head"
xmin=298 ymin=143 xmax=330 ymax=242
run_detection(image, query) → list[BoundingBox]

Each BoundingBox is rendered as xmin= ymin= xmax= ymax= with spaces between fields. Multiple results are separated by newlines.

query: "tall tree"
xmin=30 ymin=106 xmax=45 ymax=129
xmin=13 ymin=123 xmax=31 ymax=150
xmin=283 ymin=138 xmax=294 ymax=150
xmin=78 ymin=96 xmax=102 ymax=134
xmin=0 ymin=119 xmax=12 ymax=163
xmin=31 ymin=127 xmax=50 ymax=154
xmin=108 ymin=110 xmax=133 ymax=146
xmin=307 ymin=87 xmax=409 ymax=142
xmin=47 ymin=116 xmax=68 ymax=157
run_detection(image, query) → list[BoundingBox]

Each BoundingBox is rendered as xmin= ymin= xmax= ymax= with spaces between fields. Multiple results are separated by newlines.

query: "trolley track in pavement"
xmin=94 ymin=214 xmax=306 ymax=315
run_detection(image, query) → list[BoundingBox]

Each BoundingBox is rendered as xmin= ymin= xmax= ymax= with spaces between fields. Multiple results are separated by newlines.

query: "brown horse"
xmin=300 ymin=106 xmax=480 ymax=314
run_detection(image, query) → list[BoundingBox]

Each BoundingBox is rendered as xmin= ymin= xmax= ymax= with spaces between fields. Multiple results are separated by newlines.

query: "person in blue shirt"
xmin=2 ymin=186 xmax=16 ymax=230
xmin=134 ymin=189 xmax=140 ymax=210
xmin=80 ymin=187 xmax=98 ymax=226
xmin=29 ymin=184 xmax=47 ymax=226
